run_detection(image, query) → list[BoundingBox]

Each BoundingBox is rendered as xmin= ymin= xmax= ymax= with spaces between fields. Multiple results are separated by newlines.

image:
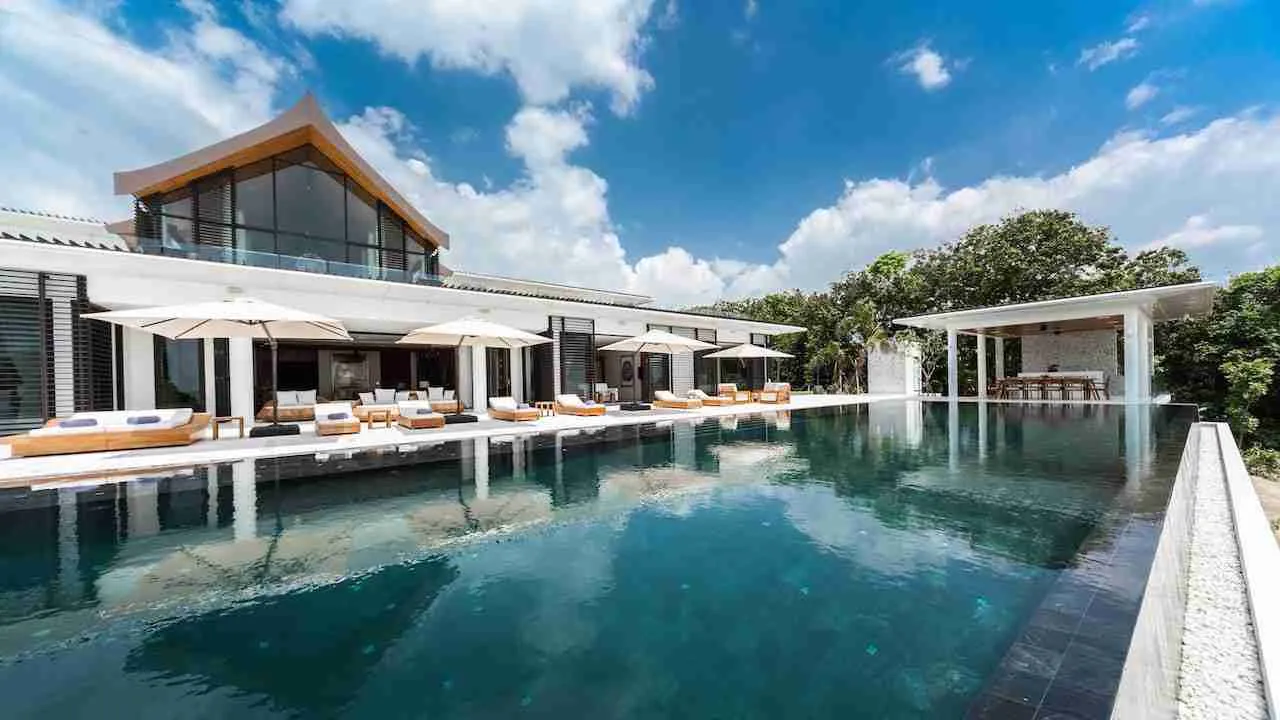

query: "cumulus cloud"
xmin=1125 ymin=13 xmax=1151 ymax=33
xmin=1125 ymin=81 xmax=1158 ymax=110
xmin=1160 ymin=106 xmax=1198 ymax=126
xmin=1144 ymin=215 xmax=1263 ymax=252
xmin=0 ymin=0 xmax=286 ymax=216
xmin=279 ymin=0 xmax=657 ymax=114
xmin=892 ymin=44 xmax=953 ymax=91
xmin=1078 ymin=37 xmax=1139 ymax=70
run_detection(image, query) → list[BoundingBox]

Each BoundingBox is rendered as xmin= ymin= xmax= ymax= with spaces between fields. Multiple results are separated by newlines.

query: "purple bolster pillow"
xmin=127 ymin=415 xmax=161 ymax=425
xmin=60 ymin=417 xmax=98 ymax=428
xmin=326 ymin=412 xmax=350 ymax=421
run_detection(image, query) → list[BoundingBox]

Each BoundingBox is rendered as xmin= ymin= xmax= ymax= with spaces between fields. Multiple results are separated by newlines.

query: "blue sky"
xmin=1 ymin=0 xmax=1277 ymax=305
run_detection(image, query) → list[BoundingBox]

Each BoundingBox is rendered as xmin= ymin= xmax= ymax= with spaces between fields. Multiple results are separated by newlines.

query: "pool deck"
xmin=0 ymin=393 xmax=899 ymax=487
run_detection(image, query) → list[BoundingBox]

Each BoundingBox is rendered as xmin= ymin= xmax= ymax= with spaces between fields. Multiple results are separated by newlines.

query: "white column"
xmin=228 ymin=338 xmax=255 ymax=422
xmin=946 ymin=328 xmax=959 ymax=399
xmin=457 ymin=347 xmax=472 ymax=409
xmin=1123 ymin=309 xmax=1152 ymax=403
xmin=474 ymin=437 xmax=490 ymax=500
xmin=206 ymin=465 xmax=220 ymax=529
xmin=510 ymin=348 xmax=524 ymax=403
xmin=994 ymin=337 xmax=1005 ymax=381
xmin=203 ymin=339 xmax=217 ymax=415
xmin=976 ymin=333 xmax=988 ymax=399
xmin=948 ymin=399 xmax=960 ymax=471
xmin=58 ymin=488 xmax=82 ymax=603
xmin=232 ymin=459 xmax=256 ymax=542
xmin=122 ymin=327 xmax=156 ymax=410
xmin=471 ymin=344 xmax=488 ymax=410
xmin=52 ymin=300 xmax=75 ymax=416
xmin=126 ymin=480 xmax=160 ymax=537
xmin=978 ymin=403 xmax=988 ymax=463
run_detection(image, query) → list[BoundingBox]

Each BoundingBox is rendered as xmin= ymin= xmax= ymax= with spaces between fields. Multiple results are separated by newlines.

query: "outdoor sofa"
xmin=1 ymin=409 xmax=211 ymax=458
xmin=654 ymin=391 xmax=702 ymax=410
xmin=256 ymin=389 xmax=321 ymax=421
xmin=488 ymin=397 xmax=540 ymax=422
xmin=554 ymin=394 xmax=607 ymax=416
xmin=314 ymin=402 xmax=360 ymax=436
xmin=717 ymin=384 xmax=751 ymax=404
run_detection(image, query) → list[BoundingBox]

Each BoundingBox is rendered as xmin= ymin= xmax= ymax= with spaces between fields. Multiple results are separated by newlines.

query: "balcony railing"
xmin=138 ymin=242 xmax=446 ymax=287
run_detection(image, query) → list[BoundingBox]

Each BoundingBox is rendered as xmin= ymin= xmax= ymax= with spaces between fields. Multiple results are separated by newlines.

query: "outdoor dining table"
xmin=993 ymin=372 xmax=1108 ymax=400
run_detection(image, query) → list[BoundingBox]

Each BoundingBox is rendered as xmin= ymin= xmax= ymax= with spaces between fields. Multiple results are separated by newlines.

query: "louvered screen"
xmin=378 ymin=204 xmax=407 ymax=271
xmin=0 ymin=269 xmax=109 ymax=435
xmin=694 ymin=328 xmax=717 ymax=393
xmin=552 ymin=317 xmax=595 ymax=397
xmin=670 ymin=327 xmax=696 ymax=395
xmin=644 ymin=324 xmax=671 ymax=396
xmin=195 ymin=173 xmax=234 ymax=248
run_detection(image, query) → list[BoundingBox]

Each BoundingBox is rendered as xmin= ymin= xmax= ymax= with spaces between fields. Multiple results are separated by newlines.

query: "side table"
xmin=212 ymin=416 xmax=245 ymax=440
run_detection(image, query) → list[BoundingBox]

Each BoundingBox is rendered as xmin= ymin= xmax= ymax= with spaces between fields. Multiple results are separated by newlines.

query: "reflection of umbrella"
xmin=704 ymin=342 xmax=793 ymax=385
xmin=397 ymin=318 xmax=551 ymax=414
xmin=84 ymin=297 xmax=350 ymax=436
xmin=598 ymin=330 xmax=717 ymax=395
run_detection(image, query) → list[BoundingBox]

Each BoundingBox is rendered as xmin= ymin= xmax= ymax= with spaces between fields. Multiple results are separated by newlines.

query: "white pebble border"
xmin=1177 ymin=431 xmax=1267 ymax=719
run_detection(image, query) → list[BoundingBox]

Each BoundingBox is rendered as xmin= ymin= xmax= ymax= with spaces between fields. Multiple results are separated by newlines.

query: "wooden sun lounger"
xmin=489 ymin=406 xmax=541 ymax=422
xmin=1 ymin=413 xmax=212 ymax=458
xmin=653 ymin=392 xmax=702 ymax=410
xmin=554 ymin=395 xmax=607 ymax=416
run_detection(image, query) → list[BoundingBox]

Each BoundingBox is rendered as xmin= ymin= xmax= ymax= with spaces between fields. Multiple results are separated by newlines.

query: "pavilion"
xmin=894 ymin=282 xmax=1217 ymax=401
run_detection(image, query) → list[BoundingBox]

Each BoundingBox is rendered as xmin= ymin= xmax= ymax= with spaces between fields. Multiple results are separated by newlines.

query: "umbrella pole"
xmin=250 ymin=324 xmax=299 ymax=437
xmin=455 ymin=336 xmax=465 ymax=416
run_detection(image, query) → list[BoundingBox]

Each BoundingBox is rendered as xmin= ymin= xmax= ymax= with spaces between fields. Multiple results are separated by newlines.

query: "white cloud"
xmin=1078 ymin=37 xmax=1139 ymax=70
xmin=1160 ymin=106 xmax=1198 ymax=125
xmin=1144 ymin=215 xmax=1262 ymax=252
xmin=1125 ymin=81 xmax=1158 ymax=110
xmin=0 ymin=0 xmax=286 ymax=217
xmin=893 ymin=44 xmax=953 ymax=91
xmin=279 ymin=0 xmax=657 ymax=114
xmin=1125 ymin=13 xmax=1151 ymax=33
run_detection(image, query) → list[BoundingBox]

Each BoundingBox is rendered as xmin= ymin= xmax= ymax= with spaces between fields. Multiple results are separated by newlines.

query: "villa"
xmin=0 ymin=95 xmax=800 ymax=439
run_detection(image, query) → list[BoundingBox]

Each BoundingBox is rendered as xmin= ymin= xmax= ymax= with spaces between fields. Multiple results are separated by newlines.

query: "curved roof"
xmin=113 ymin=93 xmax=449 ymax=249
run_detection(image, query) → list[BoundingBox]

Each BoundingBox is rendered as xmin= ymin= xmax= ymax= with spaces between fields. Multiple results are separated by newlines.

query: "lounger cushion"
xmin=374 ymin=389 xmax=396 ymax=404
xmin=394 ymin=391 xmax=412 ymax=402
xmin=444 ymin=389 xmax=455 ymax=400
xmin=427 ymin=387 xmax=444 ymax=401
xmin=489 ymin=397 xmax=517 ymax=412
xmin=61 ymin=417 xmax=99 ymax=428
xmin=556 ymin=394 xmax=585 ymax=408
xmin=654 ymin=391 xmax=677 ymax=402
xmin=127 ymin=415 xmax=161 ymax=425
xmin=297 ymin=390 xmax=317 ymax=406
xmin=30 ymin=424 xmax=104 ymax=436
xmin=277 ymin=390 xmax=300 ymax=407
xmin=358 ymin=392 xmax=375 ymax=406
xmin=688 ymin=389 xmax=710 ymax=400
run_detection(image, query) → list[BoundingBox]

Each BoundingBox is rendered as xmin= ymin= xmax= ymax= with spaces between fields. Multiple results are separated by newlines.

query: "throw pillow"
xmin=326 ymin=412 xmax=350 ymax=421
xmin=296 ymin=389 xmax=317 ymax=406
xmin=276 ymin=390 xmax=299 ymax=407
xmin=374 ymin=388 xmax=395 ymax=404
xmin=358 ymin=392 xmax=375 ymax=406
xmin=127 ymin=415 xmax=161 ymax=425
xmin=60 ymin=417 xmax=98 ymax=428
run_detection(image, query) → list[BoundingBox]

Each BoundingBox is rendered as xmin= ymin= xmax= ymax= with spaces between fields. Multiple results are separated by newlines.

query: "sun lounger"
xmin=689 ymin=389 xmax=733 ymax=406
xmin=554 ymin=394 xmax=607 ymax=416
xmin=654 ymin=391 xmax=702 ymax=410
xmin=395 ymin=401 xmax=446 ymax=430
xmin=488 ymin=397 xmax=540 ymax=422
xmin=0 ymin=409 xmax=211 ymax=457
xmin=717 ymin=384 xmax=751 ymax=404
xmin=315 ymin=402 xmax=360 ymax=436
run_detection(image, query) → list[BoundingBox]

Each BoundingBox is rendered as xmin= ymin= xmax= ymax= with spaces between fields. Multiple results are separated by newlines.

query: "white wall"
xmin=868 ymin=343 xmax=920 ymax=395
xmin=121 ymin=327 xmax=155 ymax=410
xmin=1021 ymin=329 xmax=1119 ymax=386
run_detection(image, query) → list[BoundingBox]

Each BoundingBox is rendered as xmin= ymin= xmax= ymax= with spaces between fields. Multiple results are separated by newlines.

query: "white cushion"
xmin=29 ymin=424 xmax=105 ymax=437
xmin=276 ymin=390 xmax=300 ymax=407
xmin=394 ymin=391 xmax=412 ymax=402
xmin=373 ymin=388 xmax=396 ymax=404
xmin=397 ymin=400 xmax=433 ymax=414
xmin=358 ymin=392 xmax=375 ymax=406
xmin=689 ymin=389 xmax=710 ymax=400
xmin=489 ymin=397 xmax=517 ymax=412
xmin=315 ymin=402 xmax=352 ymax=421
xmin=297 ymin=389 xmax=317 ymax=406
xmin=556 ymin=394 xmax=584 ymax=407
xmin=427 ymin=387 xmax=444 ymax=401
xmin=443 ymin=389 xmax=455 ymax=400
xmin=654 ymin=391 xmax=677 ymax=402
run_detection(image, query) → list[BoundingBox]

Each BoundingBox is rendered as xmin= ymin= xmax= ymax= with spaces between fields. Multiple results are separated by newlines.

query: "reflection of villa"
xmin=894 ymin=283 xmax=1217 ymax=401
xmin=0 ymin=95 xmax=800 ymax=436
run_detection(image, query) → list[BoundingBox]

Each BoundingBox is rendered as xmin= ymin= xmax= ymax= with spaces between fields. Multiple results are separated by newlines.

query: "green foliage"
xmin=1221 ymin=352 xmax=1275 ymax=443
xmin=1245 ymin=447 xmax=1280 ymax=478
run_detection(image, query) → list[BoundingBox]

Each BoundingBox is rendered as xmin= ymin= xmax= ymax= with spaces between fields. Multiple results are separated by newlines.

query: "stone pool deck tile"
xmin=0 ymin=393 xmax=894 ymax=486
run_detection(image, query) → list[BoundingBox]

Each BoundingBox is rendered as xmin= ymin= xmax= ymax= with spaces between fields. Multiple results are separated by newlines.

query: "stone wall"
xmin=868 ymin=342 xmax=920 ymax=395
xmin=1021 ymin=329 xmax=1119 ymax=386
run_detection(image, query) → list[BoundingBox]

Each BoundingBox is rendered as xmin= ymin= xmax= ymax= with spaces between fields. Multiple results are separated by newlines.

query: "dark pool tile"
xmin=1028 ymin=607 xmax=1084 ymax=635
xmin=1052 ymin=643 xmax=1126 ymax=698
xmin=1034 ymin=682 xmax=1113 ymax=720
xmin=967 ymin=693 xmax=1039 ymax=720
xmin=987 ymin=669 xmax=1052 ymax=706
xmin=1021 ymin=624 xmax=1074 ymax=654
xmin=1041 ymin=577 xmax=1097 ymax=616
xmin=1003 ymin=643 xmax=1064 ymax=678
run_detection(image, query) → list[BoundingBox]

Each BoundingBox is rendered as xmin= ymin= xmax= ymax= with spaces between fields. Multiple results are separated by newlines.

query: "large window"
xmin=137 ymin=145 xmax=440 ymax=284
xmin=154 ymin=337 xmax=205 ymax=412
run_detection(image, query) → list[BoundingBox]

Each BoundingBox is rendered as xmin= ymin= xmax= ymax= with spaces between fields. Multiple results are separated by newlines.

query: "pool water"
xmin=0 ymin=402 xmax=1196 ymax=718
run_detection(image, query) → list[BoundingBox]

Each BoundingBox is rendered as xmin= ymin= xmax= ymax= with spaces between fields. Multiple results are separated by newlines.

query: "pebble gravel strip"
xmin=1177 ymin=431 xmax=1267 ymax=719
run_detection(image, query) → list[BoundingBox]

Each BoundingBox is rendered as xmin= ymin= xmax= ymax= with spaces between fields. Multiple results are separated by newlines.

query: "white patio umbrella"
xmin=396 ymin=318 xmax=551 ymax=415
xmin=704 ymin=342 xmax=794 ymax=383
xmin=597 ymin=330 xmax=717 ymax=396
xmin=83 ymin=297 xmax=350 ymax=436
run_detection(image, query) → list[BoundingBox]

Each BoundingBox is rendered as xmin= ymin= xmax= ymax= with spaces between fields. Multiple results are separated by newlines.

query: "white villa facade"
xmin=0 ymin=96 xmax=801 ymax=436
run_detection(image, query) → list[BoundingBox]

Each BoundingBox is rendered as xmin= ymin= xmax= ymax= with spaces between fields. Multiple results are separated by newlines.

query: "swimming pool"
xmin=0 ymin=402 xmax=1196 ymax=718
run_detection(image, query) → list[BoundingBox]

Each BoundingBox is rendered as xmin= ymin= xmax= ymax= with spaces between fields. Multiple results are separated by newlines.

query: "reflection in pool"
xmin=0 ymin=402 xmax=1195 ymax=718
